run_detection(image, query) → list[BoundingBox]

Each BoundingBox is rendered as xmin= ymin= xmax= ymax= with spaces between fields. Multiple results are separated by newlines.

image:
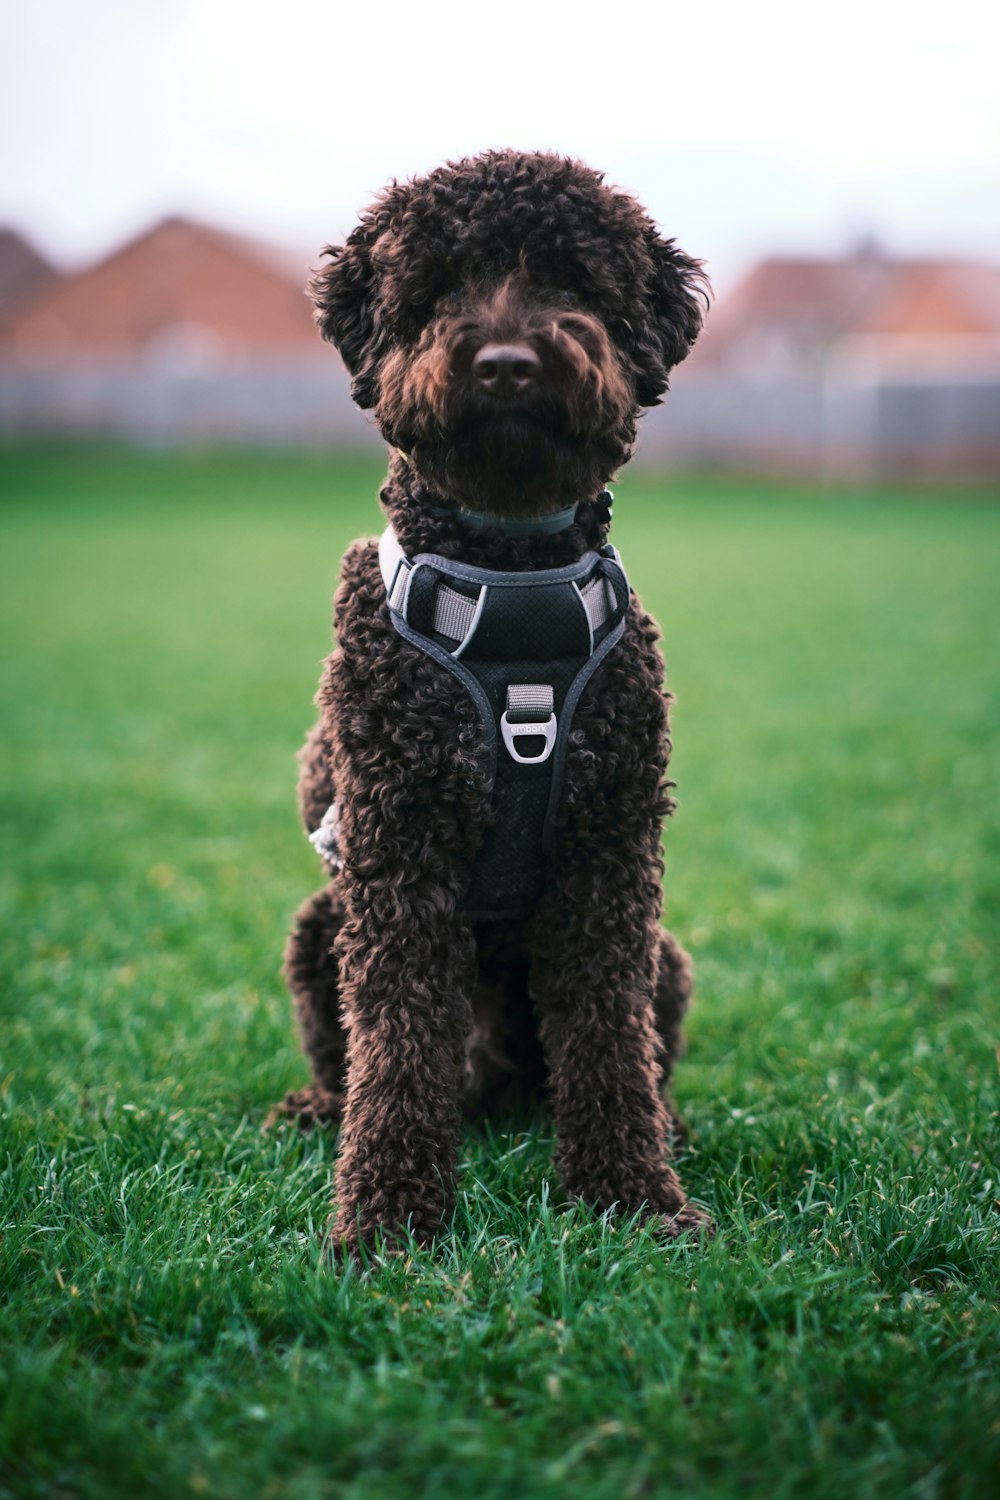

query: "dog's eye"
xmin=555 ymin=312 xmax=605 ymax=355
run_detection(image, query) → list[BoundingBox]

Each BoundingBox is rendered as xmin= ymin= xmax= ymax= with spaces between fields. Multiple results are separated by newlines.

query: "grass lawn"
xmin=1 ymin=442 xmax=998 ymax=1500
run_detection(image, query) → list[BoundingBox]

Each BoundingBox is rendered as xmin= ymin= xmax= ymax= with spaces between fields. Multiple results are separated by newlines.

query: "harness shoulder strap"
xmin=378 ymin=525 xmax=625 ymax=651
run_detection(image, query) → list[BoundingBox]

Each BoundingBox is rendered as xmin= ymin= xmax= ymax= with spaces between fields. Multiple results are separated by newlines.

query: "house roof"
xmin=0 ymin=215 xmax=324 ymax=365
xmin=690 ymin=253 xmax=1000 ymax=373
xmin=0 ymin=229 xmax=59 ymax=328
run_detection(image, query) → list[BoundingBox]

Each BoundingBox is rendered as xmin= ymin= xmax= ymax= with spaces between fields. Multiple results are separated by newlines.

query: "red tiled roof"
xmin=691 ymin=255 xmax=1000 ymax=371
xmin=0 ymin=215 xmax=323 ymax=365
xmin=0 ymin=229 xmax=59 ymax=328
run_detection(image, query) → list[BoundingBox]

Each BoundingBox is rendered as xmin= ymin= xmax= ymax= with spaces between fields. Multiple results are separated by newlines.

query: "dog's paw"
xmin=321 ymin=1215 xmax=426 ymax=1273
xmin=321 ymin=1196 xmax=445 ymax=1270
xmin=320 ymin=1220 xmax=370 ymax=1272
xmin=321 ymin=1230 xmax=409 ymax=1273
xmin=263 ymin=1086 xmax=344 ymax=1133
xmin=650 ymin=1199 xmax=715 ymax=1244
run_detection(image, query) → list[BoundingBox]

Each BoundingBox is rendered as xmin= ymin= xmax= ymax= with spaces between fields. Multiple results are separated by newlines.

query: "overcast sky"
xmin=2 ymin=0 xmax=998 ymax=290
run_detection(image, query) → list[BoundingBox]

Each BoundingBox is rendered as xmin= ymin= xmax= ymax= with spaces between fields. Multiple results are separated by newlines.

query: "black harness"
xmin=379 ymin=526 xmax=630 ymax=920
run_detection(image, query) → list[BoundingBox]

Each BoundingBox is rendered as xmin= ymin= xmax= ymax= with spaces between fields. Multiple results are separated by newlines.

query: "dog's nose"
xmin=472 ymin=343 xmax=542 ymax=397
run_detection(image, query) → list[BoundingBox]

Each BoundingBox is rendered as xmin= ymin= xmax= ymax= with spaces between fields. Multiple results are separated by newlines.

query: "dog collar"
xmin=429 ymin=490 xmax=613 ymax=538
xmin=433 ymin=503 xmax=578 ymax=537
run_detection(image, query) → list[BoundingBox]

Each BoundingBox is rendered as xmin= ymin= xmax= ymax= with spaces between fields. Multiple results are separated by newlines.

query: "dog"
xmin=272 ymin=150 xmax=712 ymax=1259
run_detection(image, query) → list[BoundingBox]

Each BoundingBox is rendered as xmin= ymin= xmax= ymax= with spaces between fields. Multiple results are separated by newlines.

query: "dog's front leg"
xmin=530 ymin=888 xmax=709 ymax=1239
xmin=315 ymin=542 xmax=488 ymax=1261
xmin=328 ymin=894 xmax=475 ymax=1260
xmin=528 ymin=620 xmax=712 ymax=1242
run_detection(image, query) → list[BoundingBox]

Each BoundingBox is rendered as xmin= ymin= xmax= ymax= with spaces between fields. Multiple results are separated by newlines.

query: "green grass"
xmin=1 ymin=442 xmax=999 ymax=1500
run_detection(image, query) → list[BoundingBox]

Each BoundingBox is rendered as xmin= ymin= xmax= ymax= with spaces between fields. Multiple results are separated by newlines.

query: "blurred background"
xmin=2 ymin=18 xmax=998 ymax=1491
xmin=1 ymin=0 xmax=998 ymax=481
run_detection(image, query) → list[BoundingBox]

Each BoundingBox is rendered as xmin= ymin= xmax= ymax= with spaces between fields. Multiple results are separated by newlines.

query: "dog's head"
xmin=311 ymin=150 xmax=708 ymax=515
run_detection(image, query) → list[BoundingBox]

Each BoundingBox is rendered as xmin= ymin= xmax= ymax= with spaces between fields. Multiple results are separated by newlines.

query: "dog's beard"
xmin=401 ymin=402 xmax=628 ymax=517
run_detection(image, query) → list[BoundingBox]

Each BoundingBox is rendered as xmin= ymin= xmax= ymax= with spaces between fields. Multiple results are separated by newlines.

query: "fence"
xmin=2 ymin=358 xmax=998 ymax=480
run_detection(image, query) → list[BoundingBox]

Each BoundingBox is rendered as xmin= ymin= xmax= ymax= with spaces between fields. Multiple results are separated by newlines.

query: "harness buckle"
xmin=501 ymin=712 xmax=557 ymax=764
xmin=501 ymin=684 xmax=556 ymax=764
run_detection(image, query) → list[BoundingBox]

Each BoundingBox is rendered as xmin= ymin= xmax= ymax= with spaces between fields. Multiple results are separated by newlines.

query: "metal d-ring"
xmin=500 ymin=711 xmax=557 ymax=764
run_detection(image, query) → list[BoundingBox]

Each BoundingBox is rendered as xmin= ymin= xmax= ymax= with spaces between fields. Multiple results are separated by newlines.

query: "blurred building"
xmin=0 ymin=216 xmax=362 ymax=443
xmin=1 ymin=222 xmax=998 ymax=480
xmin=0 ymin=229 xmax=60 ymax=322
xmin=641 ymin=247 xmax=1000 ymax=481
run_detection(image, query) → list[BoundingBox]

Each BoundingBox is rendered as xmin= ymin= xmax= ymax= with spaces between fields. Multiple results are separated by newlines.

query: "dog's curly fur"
xmin=272 ymin=150 xmax=712 ymax=1257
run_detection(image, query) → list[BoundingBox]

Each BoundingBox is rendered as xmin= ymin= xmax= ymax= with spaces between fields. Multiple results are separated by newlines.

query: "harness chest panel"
xmin=380 ymin=528 xmax=630 ymax=921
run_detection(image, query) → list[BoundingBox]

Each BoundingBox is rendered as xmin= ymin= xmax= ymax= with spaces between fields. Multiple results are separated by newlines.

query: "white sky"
xmin=2 ymin=0 xmax=998 ymax=289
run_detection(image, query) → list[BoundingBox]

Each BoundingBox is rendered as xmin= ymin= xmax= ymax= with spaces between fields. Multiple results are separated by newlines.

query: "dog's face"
xmin=311 ymin=150 xmax=707 ymax=515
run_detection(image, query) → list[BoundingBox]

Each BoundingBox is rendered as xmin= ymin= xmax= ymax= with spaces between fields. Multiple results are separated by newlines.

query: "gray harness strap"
xmin=378 ymin=525 xmax=630 ymax=920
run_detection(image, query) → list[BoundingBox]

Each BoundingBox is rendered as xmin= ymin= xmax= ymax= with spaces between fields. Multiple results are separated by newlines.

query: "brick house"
xmin=688 ymin=252 xmax=1000 ymax=377
xmin=0 ymin=216 xmax=320 ymax=366
xmin=0 ymin=229 xmax=59 ymax=332
xmin=0 ymin=216 xmax=363 ymax=442
xmin=641 ymin=251 xmax=1000 ymax=479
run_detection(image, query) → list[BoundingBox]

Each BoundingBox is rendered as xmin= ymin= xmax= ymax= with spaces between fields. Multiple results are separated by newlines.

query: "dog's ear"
xmin=309 ymin=228 xmax=386 ymax=409
xmin=633 ymin=236 xmax=710 ymax=407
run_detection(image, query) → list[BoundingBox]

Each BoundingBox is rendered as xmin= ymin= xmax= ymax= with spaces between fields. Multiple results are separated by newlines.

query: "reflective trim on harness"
xmin=575 ymin=573 xmax=614 ymax=650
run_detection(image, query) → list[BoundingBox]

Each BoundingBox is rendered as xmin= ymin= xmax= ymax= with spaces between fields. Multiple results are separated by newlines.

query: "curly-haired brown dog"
xmin=273 ymin=150 xmax=712 ymax=1258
